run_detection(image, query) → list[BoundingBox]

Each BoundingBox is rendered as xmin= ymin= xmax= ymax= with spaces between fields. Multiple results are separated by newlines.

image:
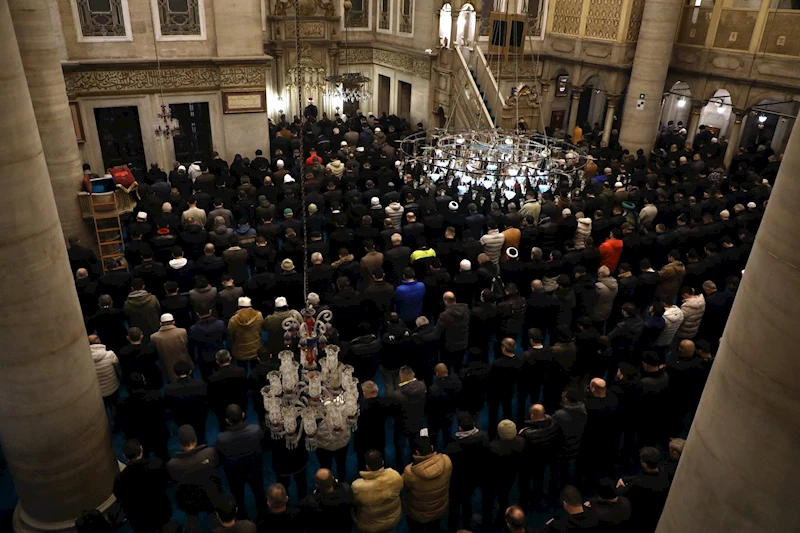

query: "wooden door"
xmin=550 ymin=110 xmax=566 ymax=130
xmin=378 ymin=75 xmax=391 ymax=116
xmin=94 ymin=106 xmax=146 ymax=175
xmin=171 ymin=102 xmax=213 ymax=166
xmin=398 ymin=81 xmax=412 ymax=119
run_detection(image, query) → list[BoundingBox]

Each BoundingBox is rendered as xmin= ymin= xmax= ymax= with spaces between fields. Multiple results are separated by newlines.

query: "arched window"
xmin=399 ymin=0 xmax=414 ymax=34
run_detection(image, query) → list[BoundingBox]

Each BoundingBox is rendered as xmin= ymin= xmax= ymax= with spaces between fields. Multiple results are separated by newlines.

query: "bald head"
xmin=679 ymin=339 xmax=696 ymax=359
xmin=76 ymin=268 xmax=89 ymax=279
xmin=88 ymin=335 xmax=101 ymax=345
xmin=590 ymin=378 xmax=607 ymax=397
xmin=505 ymin=505 xmax=526 ymax=531
xmin=204 ymin=243 xmax=215 ymax=255
xmin=531 ymin=279 xmax=544 ymax=293
xmin=529 ymin=404 xmax=546 ymax=421
xmin=391 ymin=233 xmax=402 ymax=245
xmin=434 ymin=363 xmax=449 ymax=377
xmin=314 ymin=468 xmax=334 ymax=492
xmin=443 ymin=291 xmax=455 ymax=305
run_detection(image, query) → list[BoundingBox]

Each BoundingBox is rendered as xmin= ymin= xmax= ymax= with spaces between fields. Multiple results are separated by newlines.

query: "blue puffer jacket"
xmin=395 ymin=280 xmax=426 ymax=323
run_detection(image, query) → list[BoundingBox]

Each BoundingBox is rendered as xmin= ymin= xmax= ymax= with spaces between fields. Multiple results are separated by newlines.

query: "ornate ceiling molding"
xmin=64 ymin=65 xmax=266 ymax=96
xmin=339 ymin=48 xmax=431 ymax=80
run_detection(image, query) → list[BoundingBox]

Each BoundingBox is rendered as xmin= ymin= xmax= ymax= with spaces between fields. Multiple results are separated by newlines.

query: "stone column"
xmin=723 ymin=108 xmax=746 ymax=168
xmin=567 ymin=86 xmax=583 ymax=140
xmin=656 ymin=116 xmax=800 ymax=533
xmin=539 ymin=81 xmax=551 ymax=133
xmin=602 ymin=95 xmax=620 ymax=145
xmin=0 ymin=3 xmax=118 ymax=530
xmin=8 ymin=0 xmax=93 ymax=247
xmin=686 ymin=102 xmax=703 ymax=144
xmin=617 ymin=0 xmax=684 ymax=153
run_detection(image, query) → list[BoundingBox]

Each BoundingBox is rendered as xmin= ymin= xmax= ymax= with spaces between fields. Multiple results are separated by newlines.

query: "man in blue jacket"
xmin=215 ymin=404 xmax=266 ymax=520
xmin=395 ymin=267 xmax=426 ymax=327
xmin=188 ymin=304 xmax=226 ymax=381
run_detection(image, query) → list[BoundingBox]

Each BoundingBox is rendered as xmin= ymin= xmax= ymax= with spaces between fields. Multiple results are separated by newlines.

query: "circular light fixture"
xmin=758 ymin=114 xmax=768 ymax=124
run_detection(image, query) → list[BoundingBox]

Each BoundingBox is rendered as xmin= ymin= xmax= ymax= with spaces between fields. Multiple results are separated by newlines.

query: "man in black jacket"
xmin=637 ymin=351 xmax=670 ymax=449
xmin=444 ymin=412 xmax=489 ymax=532
xmin=518 ymin=404 xmax=559 ymax=510
xmin=436 ymin=292 xmax=470 ymax=372
xmin=550 ymin=389 xmax=588 ymax=496
xmin=427 ymin=363 xmax=462 ymax=449
xmin=168 ymin=425 xmax=221 ymax=531
xmin=113 ymin=439 xmax=172 ymax=533
xmin=469 ymin=289 xmax=497 ymax=362
xmin=215 ymin=404 xmax=266 ymax=519
xmin=487 ymin=338 xmax=524 ymax=439
xmin=116 ymin=373 xmax=170 ymax=461
xmin=299 ymin=468 xmax=354 ymax=533
xmin=581 ymin=378 xmax=620 ymax=483
xmin=390 ymin=366 xmax=427 ymax=470
xmin=164 ymin=361 xmax=208 ymax=445
xmin=617 ymin=447 xmax=671 ymax=533
xmin=208 ymin=350 xmax=248 ymax=430
xmin=588 ymin=477 xmax=632 ymax=532
xmin=354 ymin=380 xmax=393 ymax=471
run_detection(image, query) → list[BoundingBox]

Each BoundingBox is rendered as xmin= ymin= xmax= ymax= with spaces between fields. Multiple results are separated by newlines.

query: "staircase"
xmin=469 ymin=66 xmax=496 ymax=126
xmin=452 ymin=46 xmax=495 ymax=129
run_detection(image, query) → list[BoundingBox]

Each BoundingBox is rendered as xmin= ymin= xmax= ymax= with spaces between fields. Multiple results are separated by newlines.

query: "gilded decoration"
xmin=551 ymin=0 xmax=583 ymax=36
xmin=584 ymin=0 xmax=622 ymax=41
xmin=626 ymin=0 xmax=645 ymax=41
xmin=64 ymin=65 xmax=266 ymax=96
xmin=340 ymin=48 xmax=431 ymax=80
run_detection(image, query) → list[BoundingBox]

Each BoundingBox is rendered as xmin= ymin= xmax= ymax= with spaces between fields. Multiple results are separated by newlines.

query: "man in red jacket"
xmin=598 ymin=227 xmax=623 ymax=273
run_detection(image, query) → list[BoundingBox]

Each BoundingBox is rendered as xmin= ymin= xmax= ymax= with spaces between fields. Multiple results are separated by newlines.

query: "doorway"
xmin=378 ymin=75 xmax=391 ymax=117
xmin=94 ymin=106 xmax=146 ymax=174
xmin=398 ymin=81 xmax=412 ymax=119
xmin=171 ymin=102 xmax=213 ymax=166
xmin=550 ymin=110 xmax=565 ymax=131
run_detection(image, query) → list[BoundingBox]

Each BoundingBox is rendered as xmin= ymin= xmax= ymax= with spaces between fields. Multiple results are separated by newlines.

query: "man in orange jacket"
xmin=598 ymin=227 xmax=623 ymax=273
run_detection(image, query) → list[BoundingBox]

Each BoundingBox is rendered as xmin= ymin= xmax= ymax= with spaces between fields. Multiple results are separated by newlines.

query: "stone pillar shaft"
xmin=9 ymin=0 xmax=93 ymax=247
xmin=602 ymin=96 xmax=619 ymax=145
xmin=567 ymin=88 xmax=583 ymax=140
xmin=657 ymin=116 xmax=800 ymax=533
xmin=617 ymin=0 xmax=683 ymax=153
xmin=0 ymin=2 xmax=118 ymax=528
xmin=687 ymin=103 xmax=703 ymax=144
xmin=723 ymin=111 xmax=746 ymax=168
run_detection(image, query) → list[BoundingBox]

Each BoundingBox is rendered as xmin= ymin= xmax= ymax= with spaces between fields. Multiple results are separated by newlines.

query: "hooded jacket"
xmin=677 ymin=294 xmax=706 ymax=339
xmin=574 ymin=217 xmax=592 ymax=250
xmin=436 ymin=303 xmax=470 ymax=351
xmin=352 ymin=467 xmax=404 ymax=533
xmin=326 ymin=159 xmax=345 ymax=178
xmin=656 ymin=260 xmax=686 ymax=302
xmin=599 ymin=237 xmax=623 ymax=272
xmin=385 ymin=202 xmax=404 ymax=229
xmin=390 ymin=379 xmax=427 ymax=434
xmin=91 ymin=343 xmax=120 ymax=396
xmin=657 ymin=305 xmax=685 ymax=346
xmin=402 ymin=452 xmax=453 ymax=523
xmin=227 ymin=308 xmax=264 ymax=361
xmin=592 ymin=276 xmax=619 ymax=322
xmin=124 ymin=290 xmax=161 ymax=337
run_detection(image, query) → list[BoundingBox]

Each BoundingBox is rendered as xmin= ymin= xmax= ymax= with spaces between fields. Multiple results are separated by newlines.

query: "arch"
xmin=578 ymin=69 xmax=611 ymax=91
xmin=745 ymin=89 xmax=793 ymax=110
xmin=741 ymin=97 xmax=799 ymax=153
xmin=698 ymin=88 xmax=733 ymax=139
xmin=661 ymin=80 xmax=692 ymax=129
xmin=577 ymin=75 xmax=607 ymax=131
xmin=457 ymin=3 xmax=477 ymax=45
xmin=701 ymin=82 xmax=741 ymax=108
xmin=439 ymin=3 xmax=453 ymax=48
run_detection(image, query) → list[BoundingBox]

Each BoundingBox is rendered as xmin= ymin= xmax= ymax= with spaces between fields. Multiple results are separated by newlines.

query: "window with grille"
xmin=156 ymin=0 xmax=203 ymax=36
xmin=378 ymin=0 xmax=391 ymax=30
xmin=399 ymin=0 xmax=413 ymax=33
xmin=75 ymin=0 xmax=128 ymax=37
xmin=347 ymin=0 xmax=369 ymax=28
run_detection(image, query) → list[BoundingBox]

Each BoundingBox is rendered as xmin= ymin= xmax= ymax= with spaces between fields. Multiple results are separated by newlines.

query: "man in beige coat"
xmin=402 ymin=434 xmax=453 ymax=531
xmin=150 ymin=313 xmax=192 ymax=382
xmin=352 ymin=450 xmax=404 ymax=533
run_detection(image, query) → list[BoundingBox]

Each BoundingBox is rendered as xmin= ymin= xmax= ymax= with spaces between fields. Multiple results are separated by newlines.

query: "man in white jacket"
xmin=89 ymin=335 xmax=121 ymax=414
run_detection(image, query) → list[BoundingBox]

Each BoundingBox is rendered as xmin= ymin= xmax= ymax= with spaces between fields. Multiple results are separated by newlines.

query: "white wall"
xmin=372 ymin=64 xmax=431 ymax=125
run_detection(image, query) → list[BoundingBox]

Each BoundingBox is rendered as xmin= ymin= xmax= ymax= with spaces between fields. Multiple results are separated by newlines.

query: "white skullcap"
xmin=375 ymin=127 xmax=381 ymax=132
xmin=711 ymin=137 xmax=719 ymax=143
xmin=448 ymin=201 xmax=459 ymax=211
xmin=679 ymin=128 xmax=687 ymax=134
xmin=395 ymin=161 xmax=402 ymax=167
xmin=356 ymin=147 xmax=365 ymax=152
xmin=460 ymin=259 xmax=471 ymax=271
xmin=160 ymin=313 xmax=174 ymax=323
xmin=604 ymin=167 xmax=612 ymax=174
xmin=178 ymin=165 xmax=186 ymax=171
xmin=747 ymin=201 xmax=756 ymax=209
xmin=284 ymin=176 xmax=295 ymax=183
xmin=719 ymin=209 xmax=730 ymax=219
xmin=679 ymin=156 xmax=687 ymax=163
xmin=614 ymin=182 xmax=623 ymax=188
xmin=562 ymin=208 xmax=571 ymax=216
xmin=275 ymin=296 xmax=288 ymax=307
xmin=276 ymin=159 xmax=284 ymax=167
xmin=340 ymin=141 xmax=348 ymax=147
xmin=238 ymin=296 xmax=251 ymax=307
xmin=506 ymin=247 xmax=519 ymax=259
xmin=136 ymin=212 xmax=148 ymax=220
xmin=371 ymin=197 xmax=380 ymax=206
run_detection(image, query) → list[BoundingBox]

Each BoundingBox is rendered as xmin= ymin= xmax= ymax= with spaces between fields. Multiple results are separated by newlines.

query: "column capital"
xmin=571 ymin=86 xmax=584 ymax=99
xmin=732 ymin=107 xmax=747 ymax=119
xmin=690 ymin=102 xmax=704 ymax=114
xmin=606 ymin=94 xmax=622 ymax=105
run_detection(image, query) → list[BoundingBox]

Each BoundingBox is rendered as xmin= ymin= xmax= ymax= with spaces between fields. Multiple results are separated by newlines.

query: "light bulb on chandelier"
xmin=153 ymin=104 xmax=180 ymax=138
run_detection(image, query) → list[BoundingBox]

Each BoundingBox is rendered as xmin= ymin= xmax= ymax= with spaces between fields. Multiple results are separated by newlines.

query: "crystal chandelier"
xmin=400 ymin=129 xmax=587 ymax=202
xmin=323 ymin=72 xmax=372 ymax=103
xmin=260 ymin=302 xmax=359 ymax=450
xmin=153 ymin=104 xmax=180 ymax=138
